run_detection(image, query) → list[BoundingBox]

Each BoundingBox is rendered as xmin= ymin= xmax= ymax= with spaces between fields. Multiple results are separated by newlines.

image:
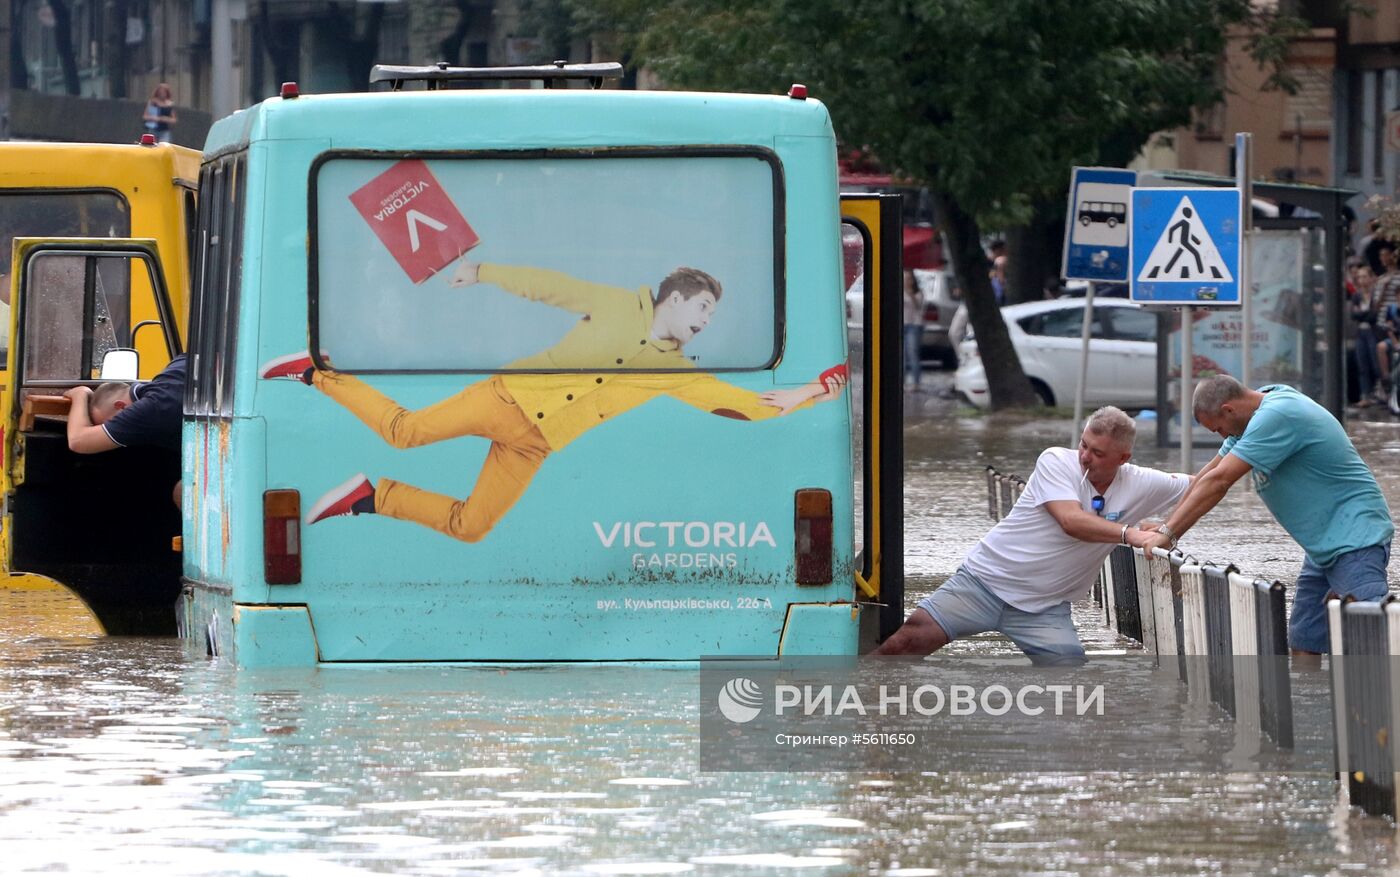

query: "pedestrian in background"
xmin=1350 ymin=262 xmax=1382 ymax=408
xmin=1359 ymin=218 xmax=1386 ymax=276
xmin=142 ymin=83 xmax=177 ymax=144
xmin=1374 ymin=241 xmax=1400 ymax=401
xmin=986 ymin=239 xmax=1007 ymax=305
xmin=990 ymin=255 xmax=1008 ymax=305
xmin=901 ymin=269 xmax=925 ymax=391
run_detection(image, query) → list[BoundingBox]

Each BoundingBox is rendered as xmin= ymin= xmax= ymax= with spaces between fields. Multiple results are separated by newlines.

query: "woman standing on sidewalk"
xmin=902 ymin=269 xmax=926 ymax=391
xmin=142 ymin=83 xmax=177 ymax=144
xmin=1351 ymin=263 xmax=1382 ymax=408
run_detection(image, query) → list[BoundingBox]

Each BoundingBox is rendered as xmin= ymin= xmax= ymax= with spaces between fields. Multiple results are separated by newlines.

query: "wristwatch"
xmin=1157 ymin=523 xmax=1179 ymax=549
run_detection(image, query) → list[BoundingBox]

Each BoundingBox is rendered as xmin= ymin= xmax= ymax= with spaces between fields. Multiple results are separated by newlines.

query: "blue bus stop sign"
xmin=1062 ymin=167 xmax=1136 ymax=282
xmin=1130 ymin=187 xmax=1241 ymax=306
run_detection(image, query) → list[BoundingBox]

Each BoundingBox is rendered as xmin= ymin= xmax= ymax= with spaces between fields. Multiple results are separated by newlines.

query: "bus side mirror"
xmin=100 ymin=348 xmax=139 ymax=381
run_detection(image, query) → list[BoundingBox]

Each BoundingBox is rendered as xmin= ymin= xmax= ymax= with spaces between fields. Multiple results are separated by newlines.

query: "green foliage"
xmin=520 ymin=0 xmax=585 ymax=61
xmin=535 ymin=0 xmax=1316 ymax=409
xmin=575 ymin=0 xmax=1309 ymax=229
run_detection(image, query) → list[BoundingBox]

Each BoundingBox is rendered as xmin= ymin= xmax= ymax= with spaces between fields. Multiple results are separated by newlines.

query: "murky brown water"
xmin=3 ymin=370 xmax=1399 ymax=875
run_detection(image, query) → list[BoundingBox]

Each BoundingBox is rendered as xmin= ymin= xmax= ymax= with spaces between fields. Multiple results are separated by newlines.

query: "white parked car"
xmin=845 ymin=268 xmax=960 ymax=366
xmin=954 ymin=298 xmax=1158 ymax=409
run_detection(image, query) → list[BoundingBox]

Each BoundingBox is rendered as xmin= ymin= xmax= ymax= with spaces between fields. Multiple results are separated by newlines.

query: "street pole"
xmin=211 ymin=0 xmax=235 ymax=121
xmin=1072 ymin=281 xmax=1095 ymax=444
xmin=1236 ymin=132 xmax=1253 ymax=388
xmin=1182 ymin=308 xmax=1194 ymax=474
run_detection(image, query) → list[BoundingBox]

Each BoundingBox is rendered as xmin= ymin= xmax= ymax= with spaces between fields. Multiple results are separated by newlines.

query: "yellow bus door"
xmin=840 ymin=194 xmax=905 ymax=648
xmin=4 ymin=239 xmax=183 ymax=634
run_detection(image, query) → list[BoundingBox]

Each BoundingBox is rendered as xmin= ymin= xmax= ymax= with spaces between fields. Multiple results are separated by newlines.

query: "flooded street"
xmin=5 ymin=372 xmax=1400 ymax=875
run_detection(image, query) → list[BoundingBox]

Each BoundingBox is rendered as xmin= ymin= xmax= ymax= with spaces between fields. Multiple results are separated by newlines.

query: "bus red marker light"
xmin=281 ymin=82 xmax=300 ymax=99
xmin=139 ymin=133 xmax=157 ymax=146
xmin=264 ymin=489 xmax=302 ymax=585
xmin=788 ymin=84 xmax=808 ymax=100
xmin=795 ymin=488 xmax=833 ymax=585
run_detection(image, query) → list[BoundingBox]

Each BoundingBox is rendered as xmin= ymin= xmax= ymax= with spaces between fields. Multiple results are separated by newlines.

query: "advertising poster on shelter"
xmin=1162 ymin=229 xmax=1318 ymax=443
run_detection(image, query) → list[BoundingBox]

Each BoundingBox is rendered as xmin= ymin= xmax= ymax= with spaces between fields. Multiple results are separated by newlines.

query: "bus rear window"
xmin=311 ymin=151 xmax=781 ymax=372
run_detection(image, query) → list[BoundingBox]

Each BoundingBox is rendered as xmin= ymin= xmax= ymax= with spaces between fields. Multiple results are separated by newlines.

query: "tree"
xmin=325 ymin=1 xmax=386 ymax=89
xmin=440 ymin=0 xmax=490 ymax=65
xmin=521 ymin=0 xmax=581 ymax=62
xmin=567 ymin=0 xmax=1310 ymax=409
xmin=10 ymin=1 xmax=30 ymax=90
xmin=254 ymin=1 xmax=301 ymax=91
xmin=48 ymin=0 xmax=81 ymax=95
xmin=102 ymin=0 xmax=131 ymax=99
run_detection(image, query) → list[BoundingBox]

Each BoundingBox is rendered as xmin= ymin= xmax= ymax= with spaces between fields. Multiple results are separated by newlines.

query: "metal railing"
xmin=985 ymin=466 xmax=1025 ymax=523
xmin=986 ymin=465 xmax=1400 ymax=820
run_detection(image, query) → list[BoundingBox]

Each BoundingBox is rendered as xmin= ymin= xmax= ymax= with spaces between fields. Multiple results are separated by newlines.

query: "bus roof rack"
xmin=370 ymin=60 xmax=625 ymax=91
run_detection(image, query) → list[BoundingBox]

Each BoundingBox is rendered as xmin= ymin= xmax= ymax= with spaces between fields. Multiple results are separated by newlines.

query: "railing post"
xmin=1329 ymin=597 xmax=1349 ymax=808
xmin=1109 ymin=545 xmax=1141 ymax=641
xmin=1102 ymin=554 xmax=1118 ymax=632
xmin=1228 ymin=570 xmax=1262 ymax=760
xmin=1384 ymin=600 xmax=1400 ymax=820
xmin=1134 ymin=548 xmax=1157 ymax=653
xmin=1202 ymin=564 xmax=1237 ymax=717
xmin=1179 ymin=562 xmax=1209 ymax=703
xmin=1338 ymin=601 xmax=1395 ymax=819
xmin=1254 ymin=579 xmax=1293 ymax=748
xmin=1148 ymin=548 xmax=1177 ymax=660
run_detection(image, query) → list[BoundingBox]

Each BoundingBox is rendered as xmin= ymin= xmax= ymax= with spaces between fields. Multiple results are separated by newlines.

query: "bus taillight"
xmin=794 ymin=488 xmax=833 ymax=585
xmin=264 ymin=490 xmax=302 ymax=585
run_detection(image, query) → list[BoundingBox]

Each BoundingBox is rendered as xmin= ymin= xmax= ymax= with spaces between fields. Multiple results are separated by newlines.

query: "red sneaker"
xmin=306 ymin=474 xmax=374 ymax=524
xmin=259 ymin=351 xmax=316 ymax=383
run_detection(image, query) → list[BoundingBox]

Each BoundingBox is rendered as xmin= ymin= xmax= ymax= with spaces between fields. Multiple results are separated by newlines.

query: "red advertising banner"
xmin=349 ymin=160 xmax=480 ymax=283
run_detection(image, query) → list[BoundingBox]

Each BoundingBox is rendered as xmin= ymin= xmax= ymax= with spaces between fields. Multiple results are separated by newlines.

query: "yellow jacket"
xmin=480 ymin=263 xmax=803 ymax=451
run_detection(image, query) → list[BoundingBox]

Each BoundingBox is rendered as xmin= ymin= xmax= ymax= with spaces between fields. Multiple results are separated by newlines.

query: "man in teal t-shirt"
xmin=1144 ymin=375 xmax=1393 ymax=654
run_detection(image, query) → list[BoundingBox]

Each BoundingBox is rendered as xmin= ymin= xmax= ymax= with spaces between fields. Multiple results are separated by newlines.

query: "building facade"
xmin=1332 ymin=1 xmax=1400 ymax=220
xmin=1137 ymin=23 xmax=1337 ymax=188
xmin=0 ymin=0 xmax=592 ymax=146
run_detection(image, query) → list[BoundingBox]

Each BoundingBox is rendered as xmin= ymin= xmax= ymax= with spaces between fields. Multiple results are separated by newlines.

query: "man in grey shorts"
xmin=875 ymin=407 xmax=1191 ymax=663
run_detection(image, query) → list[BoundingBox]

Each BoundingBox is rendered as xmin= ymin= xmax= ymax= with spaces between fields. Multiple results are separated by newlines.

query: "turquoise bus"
xmin=12 ymin=64 xmax=904 ymax=664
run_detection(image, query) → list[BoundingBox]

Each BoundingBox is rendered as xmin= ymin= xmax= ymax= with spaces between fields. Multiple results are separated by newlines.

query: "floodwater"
xmin=4 ymin=370 xmax=1400 ymax=875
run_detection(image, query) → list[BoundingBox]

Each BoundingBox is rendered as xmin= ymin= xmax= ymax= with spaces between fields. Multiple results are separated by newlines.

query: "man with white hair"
xmin=876 ymin=407 xmax=1190 ymax=662
xmin=1143 ymin=375 xmax=1392 ymax=654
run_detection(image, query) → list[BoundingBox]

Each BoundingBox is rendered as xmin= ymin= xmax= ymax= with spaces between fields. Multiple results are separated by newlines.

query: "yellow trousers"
xmin=314 ymin=372 xmax=551 ymax=543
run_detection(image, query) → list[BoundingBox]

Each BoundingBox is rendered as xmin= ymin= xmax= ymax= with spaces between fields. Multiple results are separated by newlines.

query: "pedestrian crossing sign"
xmin=1130 ymin=187 xmax=1241 ymax=307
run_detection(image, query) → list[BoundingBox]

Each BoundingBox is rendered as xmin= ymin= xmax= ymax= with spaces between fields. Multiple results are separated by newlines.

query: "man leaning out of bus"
xmin=63 ymin=354 xmax=187 ymax=508
xmin=875 ymin=407 xmax=1191 ymax=664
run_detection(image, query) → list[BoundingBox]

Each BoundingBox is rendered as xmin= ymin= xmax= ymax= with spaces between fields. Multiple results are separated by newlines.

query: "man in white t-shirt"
xmin=875 ymin=407 xmax=1191 ymax=663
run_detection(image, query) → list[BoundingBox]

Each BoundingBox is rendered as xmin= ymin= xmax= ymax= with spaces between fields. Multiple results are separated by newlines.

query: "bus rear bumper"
xmin=778 ymin=601 xmax=862 ymax=655
xmin=182 ymin=580 xmax=861 ymax=666
xmin=181 ymin=580 xmax=320 ymax=667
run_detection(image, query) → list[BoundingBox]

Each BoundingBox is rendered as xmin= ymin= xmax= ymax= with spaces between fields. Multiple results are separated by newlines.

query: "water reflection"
xmin=2 ymin=378 xmax=1399 ymax=874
